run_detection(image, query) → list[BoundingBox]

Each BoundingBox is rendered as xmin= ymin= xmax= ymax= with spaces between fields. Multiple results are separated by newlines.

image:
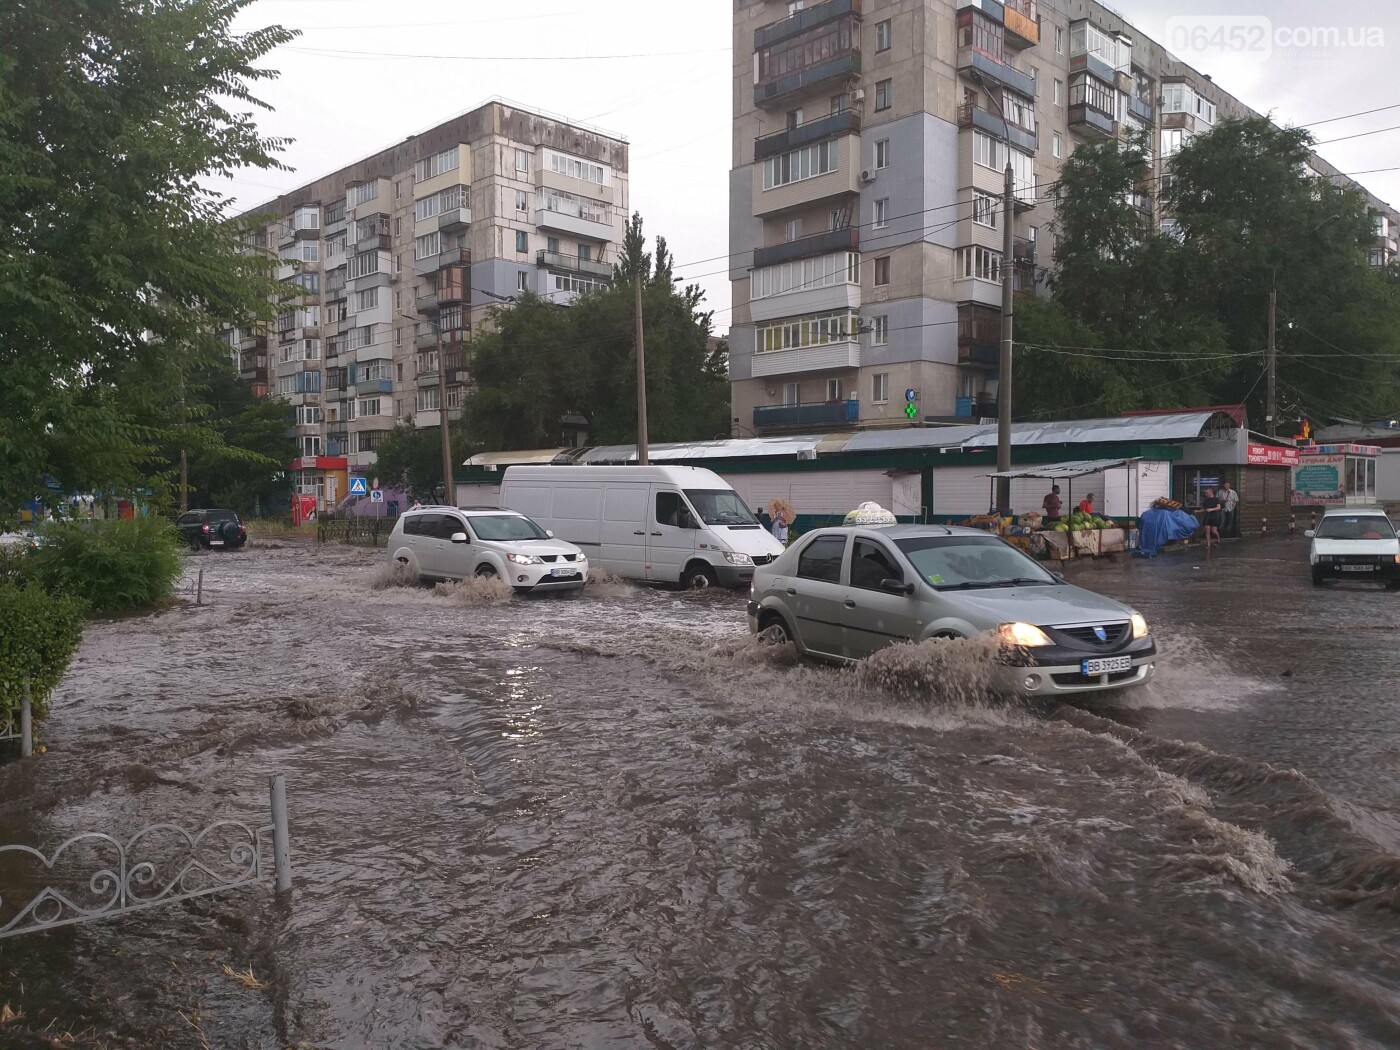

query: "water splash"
xmin=433 ymin=576 xmax=513 ymax=604
xmin=584 ymin=567 xmax=634 ymax=599
xmin=369 ymin=559 xmax=418 ymax=590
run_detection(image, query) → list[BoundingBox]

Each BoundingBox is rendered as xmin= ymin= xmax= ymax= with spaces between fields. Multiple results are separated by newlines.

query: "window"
xmin=958 ymin=246 xmax=1002 ymax=282
xmin=830 ymin=209 xmax=847 ymax=231
xmin=539 ymin=187 xmax=610 ymax=225
xmin=346 ymin=324 xmax=376 ymax=350
xmin=515 ymin=148 xmax=530 ymax=172
xmin=296 ymin=405 xmax=322 ymax=425
xmin=750 ymin=252 xmax=860 ymax=300
xmin=292 ymin=206 xmax=319 ymax=231
xmin=516 ymin=190 xmax=528 ymax=212
xmin=973 ymin=130 xmax=1001 ymax=171
xmin=756 ymin=309 xmax=859 ymax=353
xmin=1161 ymin=128 xmax=1187 ymax=157
xmin=851 ymin=540 xmax=900 ymax=590
xmin=414 ymin=149 xmax=459 ymax=182
xmin=547 ymin=236 xmax=560 ymax=254
xmin=549 ymin=151 xmax=606 ymax=184
xmin=872 ymin=373 xmax=889 ymax=403
xmin=785 ymin=218 xmax=803 ymax=242
xmin=515 ymin=230 xmax=528 ymax=253
xmin=761 ymin=140 xmax=838 ymax=190
xmin=578 ymin=244 xmax=592 ymax=262
xmin=874 ymin=79 xmax=892 ymax=111
xmin=826 ymin=378 xmax=842 ymax=401
xmin=875 ymin=19 xmax=891 ymax=52
xmin=355 ymin=287 xmax=378 ymax=312
xmin=326 ymin=234 xmax=347 ymax=258
xmin=551 ymin=272 xmax=607 ymax=295
xmin=874 ymin=256 xmax=890 ymax=286
xmin=1055 ymin=24 xmax=1064 ymax=54
xmin=783 ymin=382 xmax=799 ymax=406
xmin=1070 ymin=72 xmax=1114 ymax=115
xmin=1010 ymin=150 xmax=1035 ymax=201
xmin=1052 ymin=132 xmax=1062 ymax=159
xmin=517 ymin=271 xmax=530 ymax=292
xmin=831 ymin=94 xmax=846 ymax=115
xmin=875 ymin=139 xmax=890 ymax=169
xmin=298 ymin=243 xmax=318 ymax=262
xmin=874 ymin=198 xmax=889 ymax=229
xmin=416 ymin=386 xmax=441 ymax=412
xmin=973 ymin=192 xmax=998 ymax=228
xmin=797 ymin=535 xmax=846 ymax=584
xmin=757 ymin=16 xmax=858 ymax=84
xmin=1054 ymin=79 xmax=1063 ymax=107
xmin=350 ymin=181 xmax=378 ymax=206
xmin=414 ymin=232 xmax=441 ymax=261
xmin=655 ymin=491 xmax=691 ymax=528
xmin=872 ymin=316 xmax=888 ymax=345
xmin=957 ymin=10 xmax=1003 ymax=62
xmin=357 ymin=398 xmax=382 ymax=417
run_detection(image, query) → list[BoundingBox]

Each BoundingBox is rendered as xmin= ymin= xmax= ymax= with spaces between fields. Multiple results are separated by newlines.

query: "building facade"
xmin=728 ymin=0 xmax=1400 ymax=436
xmin=223 ymin=100 xmax=629 ymax=507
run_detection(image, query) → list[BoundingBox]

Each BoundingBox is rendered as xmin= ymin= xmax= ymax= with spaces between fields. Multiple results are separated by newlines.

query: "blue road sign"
xmin=370 ymin=489 xmax=385 ymax=504
xmin=905 ymin=388 xmax=918 ymax=403
xmin=349 ymin=476 xmax=368 ymax=496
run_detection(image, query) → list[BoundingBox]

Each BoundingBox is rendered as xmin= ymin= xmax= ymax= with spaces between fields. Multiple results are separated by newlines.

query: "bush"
xmin=0 ymin=582 xmax=86 ymax=724
xmin=25 ymin=517 xmax=186 ymax=612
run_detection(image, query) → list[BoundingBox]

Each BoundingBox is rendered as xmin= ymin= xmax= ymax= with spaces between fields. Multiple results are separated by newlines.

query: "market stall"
xmin=982 ymin=459 xmax=1146 ymax=560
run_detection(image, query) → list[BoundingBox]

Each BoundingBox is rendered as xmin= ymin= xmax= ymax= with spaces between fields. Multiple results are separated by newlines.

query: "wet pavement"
xmin=3 ymin=537 xmax=1400 ymax=1048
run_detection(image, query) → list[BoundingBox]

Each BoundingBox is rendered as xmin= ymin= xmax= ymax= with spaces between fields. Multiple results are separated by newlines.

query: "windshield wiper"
xmin=940 ymin=578 xmax=1049 ymax=590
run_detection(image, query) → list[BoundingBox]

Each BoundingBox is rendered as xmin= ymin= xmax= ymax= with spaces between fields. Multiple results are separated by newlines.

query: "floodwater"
xmin=3 ymin=537 xmax=1400 ymax=1047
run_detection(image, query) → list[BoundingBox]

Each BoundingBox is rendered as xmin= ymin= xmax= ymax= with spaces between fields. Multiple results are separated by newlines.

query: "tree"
xmin=469 ymin=218 xmax=729 ymax=450
xmin=0 ymin=0 xmax=295 ymax=523
xmin=373 ymin=422 xmax=475 ymax=500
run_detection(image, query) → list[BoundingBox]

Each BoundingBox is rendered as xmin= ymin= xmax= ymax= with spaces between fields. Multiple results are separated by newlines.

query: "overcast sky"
xmin=219 ymin=0 xmax=1400 ymax=337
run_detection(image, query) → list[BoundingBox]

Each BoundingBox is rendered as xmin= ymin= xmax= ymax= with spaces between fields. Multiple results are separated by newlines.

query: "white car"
xmin=387 ymin=506 xmax=587 ymax=593
xmin=1306 ymin=506 xmax=1400 ymax=587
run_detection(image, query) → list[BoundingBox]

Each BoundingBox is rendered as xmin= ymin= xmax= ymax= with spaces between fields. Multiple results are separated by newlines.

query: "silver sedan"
xmin=746 ymin=524 xmax=1157 ymax=695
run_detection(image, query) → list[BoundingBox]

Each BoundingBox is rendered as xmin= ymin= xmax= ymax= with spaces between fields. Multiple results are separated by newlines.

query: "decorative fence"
xmin=316 ymin=516 xmax=399 ymax=548
xmin=0 ymin=684 xmax=33 ymax=757
xmin=0 ymin=775 xmax=291 ymax=940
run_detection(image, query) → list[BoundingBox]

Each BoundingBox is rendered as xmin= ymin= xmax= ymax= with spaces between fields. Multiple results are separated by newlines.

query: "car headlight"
xmin=507 ymin=553 xmax=543 ymax=565
xmin=999 ymin=622 xmax=1051 ymax=647
xmin=1130 ymin=612 xmax=1149 ymax=639
xmin=723 ymin=551 xmax=753 ymax=565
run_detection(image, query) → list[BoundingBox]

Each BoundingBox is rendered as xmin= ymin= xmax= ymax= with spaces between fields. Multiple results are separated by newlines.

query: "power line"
xmin=281 ymin=44 xmax=729 ymax=61
xmin=1296 ymin=103 xmax=1400 ymax=128
xmin=1314 ymin=124 xmax=1400 ymax=146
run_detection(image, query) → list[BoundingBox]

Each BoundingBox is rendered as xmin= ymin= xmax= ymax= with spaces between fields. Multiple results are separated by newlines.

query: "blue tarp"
xmin=1135 ymin=507 xmax=1200 ymax=556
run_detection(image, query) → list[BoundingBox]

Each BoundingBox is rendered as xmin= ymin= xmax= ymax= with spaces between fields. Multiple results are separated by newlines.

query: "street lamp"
xmin=970 ymin=71 xmax=1017 ymax=513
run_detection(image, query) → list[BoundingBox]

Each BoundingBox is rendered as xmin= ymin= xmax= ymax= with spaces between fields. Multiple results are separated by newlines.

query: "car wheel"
xmin=475 ymin=564 xmax=498 ymax=578
xmin=1311 ymin=571 xmax=1327 ymax=586
xmin=683 ymin=563 xmax=718 ymax=590
xmin=757 ymin=612 xmax=794 ymax=645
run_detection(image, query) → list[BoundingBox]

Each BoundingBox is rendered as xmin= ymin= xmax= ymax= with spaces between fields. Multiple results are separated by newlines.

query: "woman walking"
xmin=1200 ymin=488 xmax=1223 ymax=549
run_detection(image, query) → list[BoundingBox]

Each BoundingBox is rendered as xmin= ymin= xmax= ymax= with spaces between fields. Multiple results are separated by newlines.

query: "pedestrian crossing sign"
xmin=349 ymin=477 xmax=368 ymax=496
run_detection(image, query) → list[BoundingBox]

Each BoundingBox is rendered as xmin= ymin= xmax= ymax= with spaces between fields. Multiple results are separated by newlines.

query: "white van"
xmin=498 ymin=465 xmax=785 ymax=588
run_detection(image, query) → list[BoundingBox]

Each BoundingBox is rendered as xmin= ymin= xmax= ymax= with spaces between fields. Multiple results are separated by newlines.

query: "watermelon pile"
xmin=1051 ymin=511 xmax=1116 ymax=532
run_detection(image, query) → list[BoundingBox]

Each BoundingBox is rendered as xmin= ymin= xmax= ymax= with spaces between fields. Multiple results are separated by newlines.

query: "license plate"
xmin=1341 ymin=564 xmax=1375 ymax=572
xmin=209 ymin=539 xmax=224 ymax=546
xmin=550 ymin=567 xmax=575 ymax=577
xmin=1082 ymin=655 xmax=1132 ymax=675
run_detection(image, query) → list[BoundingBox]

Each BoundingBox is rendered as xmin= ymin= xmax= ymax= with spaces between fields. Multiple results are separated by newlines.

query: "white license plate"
xmin=550 ymin=566 xmax=575 ymax=576
xmin=1082 ymin=655 xmax=1132 ymax=675
xmin=1341 ymin=564 xmax=1375 ymax=572
xmin=209 ymin=539 xmax=224 ymax=546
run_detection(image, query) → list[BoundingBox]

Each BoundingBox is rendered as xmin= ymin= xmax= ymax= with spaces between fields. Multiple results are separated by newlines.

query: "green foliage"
xmin=0 ymin=582 xmax=86 ymax=723
xmin=1023 ymin=116 xmax=1400 ymax=425
xmin=24 ymin=518 xmax=186 ymax=613
xmin=0 ymin=0 xmax=296 ymax=523
xmin=373 ymin=422 xmax=475 ymax=500
xmin=469 ymin=214 xmax=729 ymax=449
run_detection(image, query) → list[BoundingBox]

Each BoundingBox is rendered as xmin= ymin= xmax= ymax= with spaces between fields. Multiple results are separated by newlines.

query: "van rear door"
xmin=648 ymin=488 xmax=698 ymax=583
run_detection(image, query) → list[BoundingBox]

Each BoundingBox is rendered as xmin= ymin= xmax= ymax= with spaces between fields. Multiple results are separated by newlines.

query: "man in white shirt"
xmin=1219 ymin=480 xmax=1240 ymax=538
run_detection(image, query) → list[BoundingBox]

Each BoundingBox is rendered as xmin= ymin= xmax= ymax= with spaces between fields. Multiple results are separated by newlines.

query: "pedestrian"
xmin=1042 ymin=484 xmax=1063 ymax=521
xmin=771 ymin=509 xmax=789 ymax=546
xmin=1200 ymin=487 xmax=1222 ymax=548
xmin=411 ymin=498 xmax=423 ymax=510
xmin=1219 ymin=480 xmax=1239 ymax=538
xmin=1078 ymin=492 xmax=1096 ymax=516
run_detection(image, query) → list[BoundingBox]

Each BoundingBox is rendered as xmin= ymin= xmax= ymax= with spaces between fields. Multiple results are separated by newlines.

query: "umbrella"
xmin=767 ymin=498 xmax=796 ymax=523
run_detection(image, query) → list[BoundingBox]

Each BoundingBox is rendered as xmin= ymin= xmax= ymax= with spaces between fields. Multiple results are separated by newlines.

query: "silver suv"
xmin=387 ymin=506 xmax=587 ymax=593
xmin=747 ymin=524 xmax=1156 ymax=695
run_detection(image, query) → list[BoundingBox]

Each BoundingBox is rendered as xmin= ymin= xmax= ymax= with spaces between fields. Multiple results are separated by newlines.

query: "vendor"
xmin=1077 ymin=492 xmax=1096 ymax=515
xmin=1042 ymin=485 xmax=1062 ymax=520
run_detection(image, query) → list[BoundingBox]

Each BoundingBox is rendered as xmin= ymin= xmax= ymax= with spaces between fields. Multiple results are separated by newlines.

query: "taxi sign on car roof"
xmin=843 ymin=502 xmax=898 ymax=527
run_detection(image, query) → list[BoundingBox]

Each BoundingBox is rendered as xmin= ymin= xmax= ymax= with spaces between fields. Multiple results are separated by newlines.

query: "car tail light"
xmin=202 ymin=524 xmax=209 ymax=533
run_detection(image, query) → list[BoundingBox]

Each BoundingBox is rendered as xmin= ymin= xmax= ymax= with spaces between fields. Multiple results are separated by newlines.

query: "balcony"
xmin=416 ymin=288 xmax=439 ymax=313
xmin=356 ymin=230 xmax=390 ymax=254
xmin=754 ymin=108 xmax=862 ymax=162
xmin=416 ymin=328 xmax=467 ymax=351
xmin=240 ymin=365 xmax=269 ymax=383
xmin=957 ymin=48 xmax=1036 ymax=99
xmin=536 ymin=250 xmax=613 ymax=279
xmin=353 ymin=377 xmax=393 ymax=395
xmin=955 ymin=396 xmax=999 ymax=419
xmin=1012 ymin=236 xmax=1035 ymax=264
xmin=959 ymin=343 xmax=999 ymax=367
xmin=1069 ymin=103 xmax=1116 ymax=137
xmin=1161 ymin=110 xmax=1197 ymax=132
xmin=752 ymin=137 xmax=861 ymax=217
xmin=754 ymin=0 xmax=861 ymax=51
xmin=237 ymin=332 xmax=267 ymax=352
xmin=958 ymin=305 xmax=1000 ymax=366
xmin=535 ymin=206 xmax=613 ymax=242
xmin=1127 ymin=94 xmax=1155 ymax=124
xmin=755 ymin=51 xmax=861 ymax=110
xmin=753 ymin=227 xmax=860 ymax=270
xmin=753 ymin=399 xmax=860 ymax=430
xmin=1069 ymin=50 xmax=1115 ymax=84
xmin=751 ymin=339 xmax=861 ymax=379
xmin=413 ymin=246 xmax=472 ymax=278
xmin=436 ymin=206 xmax=471 ymax=231
xmin=417 ymin=368 xmax=441 ymax=389
xmin=1002 ymin=0 xmax=1039 ymax=49
xmin=956 ymin=100 xmax=1037 ymax=153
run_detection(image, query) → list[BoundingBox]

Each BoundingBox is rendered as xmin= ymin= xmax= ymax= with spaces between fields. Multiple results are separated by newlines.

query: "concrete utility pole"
xmin=634 ymin=273 xmax=649 ymax=466
xmin=435 ymin=323 xmax=454 ymax=506
xmin=1266 ymin=288 xmax=1278 ymax=438
xmin=996 ymin=156 xmax=1015 ymax=513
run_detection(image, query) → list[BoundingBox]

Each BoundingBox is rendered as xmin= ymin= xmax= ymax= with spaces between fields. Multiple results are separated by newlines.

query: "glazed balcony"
xmin=536 ymin=250 xmax=612 ymax=280
xmin=753 ymin=399 xmax=860 ymax=430
xmin=1069 ymin=103 xmax=1116 ymax=137
xmin=957 ymin=48 xmax=1036 ymax=99
xmin=751 ymin=339 xmax=861 ymax=379
xmin=754 ymin=108 xmax=862 ymax=162
xmin=1002 ymin=0 xmax=1039 ymax=49
xmin=752 ymin=227 xmax=860 ymax=270
xmin=1127 ymin=95 xmax=1155 ymax=124
xmin=956 ymin=99 xmax=1038 ymax=153
xmin=754 ymin=0 xmax=861 ymax=51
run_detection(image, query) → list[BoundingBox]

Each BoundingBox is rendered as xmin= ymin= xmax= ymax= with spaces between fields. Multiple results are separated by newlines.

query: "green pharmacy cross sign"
xmin=903 ymin=388 xmax=919 ymax=420
xmin=904 ymin=402 xmax=918 ymax=420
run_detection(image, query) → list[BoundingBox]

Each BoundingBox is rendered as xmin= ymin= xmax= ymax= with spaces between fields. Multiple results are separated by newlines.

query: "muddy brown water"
xmin=3 ymin=539 xmax=1400 ymax=1048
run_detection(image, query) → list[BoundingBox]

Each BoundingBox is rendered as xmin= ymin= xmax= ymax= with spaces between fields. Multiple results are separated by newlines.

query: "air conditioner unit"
xmin=850 ymin=88 xmax=866 ymax=103
xmin=860 ymin=169 xmax=877 ymax=184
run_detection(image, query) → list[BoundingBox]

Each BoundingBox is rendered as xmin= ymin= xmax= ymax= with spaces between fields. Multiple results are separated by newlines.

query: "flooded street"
xmin=5 ymin=538 xmax=1400 ymax=1048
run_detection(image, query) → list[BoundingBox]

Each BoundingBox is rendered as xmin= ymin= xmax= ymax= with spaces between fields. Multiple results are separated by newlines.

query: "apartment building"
xmin=223 ymin=100 xmax=629 ymax=507
xmin=728 ymin=0 xmax=1400 ymax=436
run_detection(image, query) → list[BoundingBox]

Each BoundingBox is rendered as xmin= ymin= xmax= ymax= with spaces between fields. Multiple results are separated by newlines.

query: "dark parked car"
xmin=176 ymin=509 xmax=247 ymax=550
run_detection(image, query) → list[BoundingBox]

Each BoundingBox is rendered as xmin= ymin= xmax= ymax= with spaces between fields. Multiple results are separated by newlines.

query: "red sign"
xmin=289 ymin=456 xmax=348 ymax=471
xmin=290 ymin=493 xmax=318 ymax=526
xmin=1246 ymin=444 xmax=1300 ymax=467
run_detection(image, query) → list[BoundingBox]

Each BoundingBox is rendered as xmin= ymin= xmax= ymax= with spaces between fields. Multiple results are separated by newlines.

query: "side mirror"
xmin=1304 ymin=529 xmax=1315 ymax=538
xmin=450 ymin=531 xmax=469 ymax=544
xmin=880 ymin=578 xmax=915 ymax=596
xmin=1051 ymin=571 xmax=1066 ymax=582
xmin=546 ymin=529 xmax=554 ymax=538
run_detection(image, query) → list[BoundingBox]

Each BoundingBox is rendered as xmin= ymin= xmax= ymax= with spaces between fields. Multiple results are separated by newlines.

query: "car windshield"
xmin=1316 ymin=515 xmax=1396 ymax=540
xmin=467 ymin=514 xmax=549 ymax=542
xmin=684 ymin=489 xmax=757 ymax=526
xmin=894 ymin=535 xmax=1058 ymax=589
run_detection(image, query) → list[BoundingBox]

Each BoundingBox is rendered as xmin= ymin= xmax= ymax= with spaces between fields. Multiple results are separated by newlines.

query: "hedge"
xmin=0 ymin=582 xmax=86 ymax=726
xmin=24 ymin=517 xmax=185 ymax=612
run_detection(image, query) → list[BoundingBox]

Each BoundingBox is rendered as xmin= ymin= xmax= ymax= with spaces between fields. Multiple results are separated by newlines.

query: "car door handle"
xmin=844 ymin=600 xmax=857 ymax=609
xmin=650 ymin=531 xmax=663 ymax=536
xmin=786 ymin=588 xmax=797 ymax=596
xmin=633 ymin=530 xmax=645 ymax=536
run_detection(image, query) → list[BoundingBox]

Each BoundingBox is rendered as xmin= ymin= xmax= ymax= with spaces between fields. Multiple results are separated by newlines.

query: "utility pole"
xmin=996 ymin=156 xmax=1015 ymax=514
xmin=435 ymin=323 xmax=454 ymax=506
xmin=1266 ymin=288 xmax=1278 ymax=438
xmin=634 ymin=273 xmax=649 ymax=466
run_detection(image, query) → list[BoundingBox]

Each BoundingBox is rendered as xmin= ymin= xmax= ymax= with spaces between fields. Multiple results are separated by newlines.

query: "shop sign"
xmin=1246 ymin=444 xmax=1300 ymax=467
xmin=1292 ymin=455 xmax=1346 ymax=506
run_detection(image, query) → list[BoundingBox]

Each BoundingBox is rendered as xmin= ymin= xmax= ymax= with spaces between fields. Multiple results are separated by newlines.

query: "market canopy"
xmin=982 ymin=458 xmax=1138 ymax=480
